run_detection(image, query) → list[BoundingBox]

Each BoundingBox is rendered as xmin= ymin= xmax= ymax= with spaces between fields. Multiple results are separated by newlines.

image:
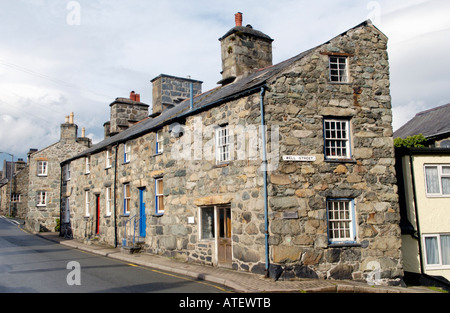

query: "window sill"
xmin=328 ymin=242 xmax=361 ymax=248
xmin=152 ymin=213 xmax=164 ymax=217
xmin=328 ymin=82 xmax=351 ymax=86
xmin=324 ymin=158 xmax=357 ymax=164
xmin=214 ymin=162 xmax=230 ymax=168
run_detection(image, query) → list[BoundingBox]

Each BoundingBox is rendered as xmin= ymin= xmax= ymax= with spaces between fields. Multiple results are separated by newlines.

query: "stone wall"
xmin=26 ymin=140 xmax=90 ymax=232
xmin=65 ymin=22 xmax=403 ymax=285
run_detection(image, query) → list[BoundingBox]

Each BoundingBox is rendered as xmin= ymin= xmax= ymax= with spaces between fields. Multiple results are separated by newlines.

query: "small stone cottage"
xmin=62 ymin=14 xmax=403 ymax=285
xmin=25 ymin=113 xmax=91 ymax=232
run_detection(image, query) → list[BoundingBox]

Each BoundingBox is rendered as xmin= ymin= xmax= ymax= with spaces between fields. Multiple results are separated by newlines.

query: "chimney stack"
xmin=108 ymin=91 xmax=149 ymax=135
xmin=218 ymin=12 xmax=273 ymax=85
xmin=235 ymin=12 xmax=242 ymax=27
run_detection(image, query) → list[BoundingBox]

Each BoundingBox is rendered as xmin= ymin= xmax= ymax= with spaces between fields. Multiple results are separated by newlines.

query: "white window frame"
xmin=327 ymin=199 xmax=356 ymax=244
xmin=105 ymin=186 xmax=112 ymax=217
xmin=85 ymin=156 xmax=90 ymax=174
xmin=85 ymin=190 xmax=90 ymax=217
xmin=329 ymin=56 xmax=349 ymax=83
xmin=123 ymin=183 xmax=130 ymax=215
xmin=155 ymin=178 xmax=164 ymax=215
xmin=324 ymin=118 xmax=351 ymax=160
xmin=156 ymin=129 xmax=164 ymax=154
xmin=11 ymin=194 xmax=20 ymax=202
xmin=424 ymin=165 xmax=450 ymax=197
xmin=199 ymin=206 xmax=215 ymax=241
xmin=106 ymin=148 xmax=112 ymax=169
xmin=423 ymin=234 xmax=450 ymax=270
xmin=37 ymin=161 xmax=48 ymax=176
xmin=215 ymin=125 xmax=231 ymax=164
xmin=37 ymin=191 xmax=47 ymax=207
xmin=124 ymin=143 xmax=131 ymax=163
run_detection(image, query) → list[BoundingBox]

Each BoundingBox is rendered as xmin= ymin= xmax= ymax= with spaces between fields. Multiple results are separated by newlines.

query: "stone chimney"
xmin=60 ymin=112 xmax=78 ymax=144
xmin=218 ymin=12 xmax=273 ymax=85
xmin=108 ymin=91 xmax=149 ymax=136
xmin=150 ymin=74 xmax=202 ymax=116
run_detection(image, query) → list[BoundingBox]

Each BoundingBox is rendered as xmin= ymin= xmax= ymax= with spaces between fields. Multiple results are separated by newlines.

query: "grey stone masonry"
xmin=151 ymin=74 xmax=202 ymax=115
xmin=63 ymin=20 xmax=404 ymax=286
xmin=25 ymin=115 xmax=91 ymax=232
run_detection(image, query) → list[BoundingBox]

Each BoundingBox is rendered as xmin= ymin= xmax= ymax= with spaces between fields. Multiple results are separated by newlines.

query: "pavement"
xmin=4 ymin=217 xmax=442 ymax=293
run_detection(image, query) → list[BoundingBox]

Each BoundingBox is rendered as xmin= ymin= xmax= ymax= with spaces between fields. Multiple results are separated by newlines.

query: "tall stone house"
xmin=62 ymin=14 xmax=403 ymax=285
xmin=0 ymin=158 xmax=28 ymax=218
xmin=25 ymin=113 xmax=91 ymax=232
xmin=394 ymin=104 xmax=450 ymax=288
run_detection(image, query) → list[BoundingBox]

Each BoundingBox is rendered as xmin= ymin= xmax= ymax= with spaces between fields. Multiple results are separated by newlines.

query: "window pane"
xmin=442 ymin=166 xmax=450 ymax=174
xmin=425 ymin=166 xmax=440 ymax=194
xmin=441 ymin=177 xmax=450 ymax=195
xmin=425 ymin=237 xmax=439 ymax=265
xmin=441 ymin=235 xmax=450 ymax=265
xmin=201 ymin=207 xmax=215 ymax=239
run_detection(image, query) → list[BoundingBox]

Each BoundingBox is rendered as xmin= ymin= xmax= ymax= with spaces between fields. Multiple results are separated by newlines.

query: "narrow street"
xmin=0 ymin=217 xmax=230 ymax=293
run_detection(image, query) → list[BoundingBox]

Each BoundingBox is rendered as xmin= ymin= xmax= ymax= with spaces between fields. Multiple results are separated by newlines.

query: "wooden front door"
xmin=139 ymin=188 xmax=146 ymax=238
xmin=217 ymin=206 xmax=232 ymax=267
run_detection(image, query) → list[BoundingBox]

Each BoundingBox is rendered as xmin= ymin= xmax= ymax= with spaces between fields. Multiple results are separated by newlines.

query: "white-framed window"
xmin=124 ymin=143 xmax=131 ymax=163
xmin=155 ymin=178 xmax=164 ymax=215
xmin=105 ymin=186 xmax=112 ymax=216
xmin=200 ymin=206 xmax=215 ymax=240
xmin=327 ymin=199 xmax=356 ymax=244
xmin=11 ymin=194 xmax=20 ymax=202
xmin=85 ymin=190 xmax=90 ymax=217
xmin=329 ymin=56 xmax=348 ymax=83
xmin=85 ymin=156 xmax=90 ymax=174
xmin=123 ymin=183 xmax=130 ymax=215
xmin=106 ymin=148 xmax=112 ymax=169
xmin=63 ymin=163 xmax=71 ymax=181
xmin=324 ymin=118 xmax=351 ymax=159
xmin=37 ymin=191 xmax=47 ymax=207
xmin=424 ymin=165 xmax=450 ymax=197
xmin=423 ymin=234 xmax=450 ymax=269
xmin=37 ymin=161 xmax=48 ymax=176
xmin=216 ymin=125 xmax=231 ymax=164
xmin=156 ymin=129 xmax=163 ymax=154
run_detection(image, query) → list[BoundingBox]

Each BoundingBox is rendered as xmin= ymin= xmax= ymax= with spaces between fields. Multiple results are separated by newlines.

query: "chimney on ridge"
xmin=218 ymin=12 xmax=273 ymax=85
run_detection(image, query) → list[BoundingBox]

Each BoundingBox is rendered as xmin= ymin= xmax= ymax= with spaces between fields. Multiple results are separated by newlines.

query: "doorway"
xmin=217 ymin=206 xmax=232 ymax=267
xmin=139 ymin=188 xmax=146 ymax=238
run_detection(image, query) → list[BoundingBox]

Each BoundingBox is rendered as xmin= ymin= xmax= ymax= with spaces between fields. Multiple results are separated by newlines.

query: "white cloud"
xmin=0 ymin=0 xmax=448 ymax=164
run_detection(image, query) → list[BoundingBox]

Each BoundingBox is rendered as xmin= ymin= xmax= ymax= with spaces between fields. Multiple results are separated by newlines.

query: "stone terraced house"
xmin=61 ymin=14 xmax=403 ymax=285
xmin=25 ymin=113 xmax=91 ymax=232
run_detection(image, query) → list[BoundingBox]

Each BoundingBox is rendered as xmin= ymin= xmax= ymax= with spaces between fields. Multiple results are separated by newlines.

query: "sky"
xmin=1 ymin=0 xmax=449 ymax=168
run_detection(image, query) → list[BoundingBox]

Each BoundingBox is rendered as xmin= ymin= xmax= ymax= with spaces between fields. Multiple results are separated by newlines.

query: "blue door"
xmin=139 ymin=188 xmax=146 ymax=237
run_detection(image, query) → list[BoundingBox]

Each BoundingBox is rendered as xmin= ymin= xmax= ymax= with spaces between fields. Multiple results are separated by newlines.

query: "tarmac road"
xmin=0 ymin=216 xmax=231 ymax=293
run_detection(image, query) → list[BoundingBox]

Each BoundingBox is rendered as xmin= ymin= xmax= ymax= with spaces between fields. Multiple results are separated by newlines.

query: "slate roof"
xmin=64 ymin=20 xmax=375 ymax=164
xmin=394 ymin=103 xmax=450 ymax=139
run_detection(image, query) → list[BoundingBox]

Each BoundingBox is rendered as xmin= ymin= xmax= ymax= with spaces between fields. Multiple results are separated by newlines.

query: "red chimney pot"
xmin=235 ymin=12 xmax=242 ymax=27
